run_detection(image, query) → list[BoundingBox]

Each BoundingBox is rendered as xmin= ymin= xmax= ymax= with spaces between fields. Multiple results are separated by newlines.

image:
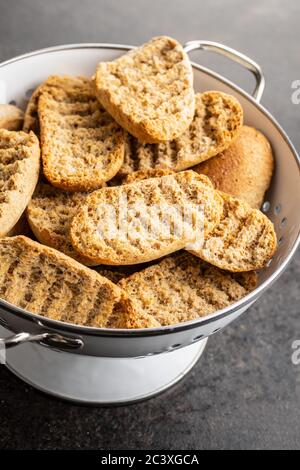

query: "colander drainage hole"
xmin=266 ymin=258 xmax=273 ymax=267
xmin=193 ymin=335 xmax=204 ymax=341
xmin=278 ymin=236 xmax=284 ymax=245
xmin=262 ymin=201 xmax=270 ymax=213
xmin=213 ymin=328 xmax=221 ymax=334
xmin=0 ymin=317 xmax=8 ymax=328
xmin=274 ymin=204 xmax=282 ymax=215
xmin=169 ymin=343 xmax=181 ymax=350
xmin=281 ymin=217 xmax=287 ymax=227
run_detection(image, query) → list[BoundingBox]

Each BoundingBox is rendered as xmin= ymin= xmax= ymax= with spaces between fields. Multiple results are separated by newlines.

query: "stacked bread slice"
xmin=0 ymin=36 xmax=276 ymax=329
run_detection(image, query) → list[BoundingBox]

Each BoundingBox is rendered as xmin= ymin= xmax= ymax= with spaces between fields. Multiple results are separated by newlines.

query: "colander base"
xmin=2 ymin=328 xmax=207 ymax=405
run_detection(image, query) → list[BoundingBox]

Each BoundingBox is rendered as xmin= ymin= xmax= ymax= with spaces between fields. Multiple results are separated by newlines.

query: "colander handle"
xmin=0 ymin=331 xmax=83 ymax=351
xmin=183 ymin=40 xmax=265 ymax=102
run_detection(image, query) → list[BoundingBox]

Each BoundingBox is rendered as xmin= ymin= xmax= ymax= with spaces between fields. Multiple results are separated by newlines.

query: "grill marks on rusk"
xmin=189 ymin=192 xmax=277 ymax=272
xmin=37 ymin=76 xmax=125 ymax=192
xmin=119 ymin=252 xmax=257 ymax=326
xmin=0 ymin=129 xmax=40 ymax=237
xmin=0 ymin=236 xmax=138 ymax=328
xmin=26 ymin=183 xmax=97 ymax=265
xmin=70 ymin=171 xmax=224 ymax=266
xmin=113 ymin=91 xmax=243 ymax=181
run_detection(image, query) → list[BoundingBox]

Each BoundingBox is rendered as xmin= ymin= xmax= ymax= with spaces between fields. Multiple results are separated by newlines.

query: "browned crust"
xmin=194 ymin=126 xmax=274 ymax=209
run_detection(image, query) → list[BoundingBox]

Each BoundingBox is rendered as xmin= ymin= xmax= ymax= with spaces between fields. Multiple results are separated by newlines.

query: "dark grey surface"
xmin=0 ymin=0 xmax=299 ymax=450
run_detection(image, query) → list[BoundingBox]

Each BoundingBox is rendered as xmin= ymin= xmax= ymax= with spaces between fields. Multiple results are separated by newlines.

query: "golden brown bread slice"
xmin=0 ymin=236 xmax=141 ymax=328
xmin=113 ymin=91 xmax=243 ymax=180
xmin=194 ymin=126 xmax=274 ymax=209
xmin=95 ymin=36 xmax=195 ymax=143
xmin=70 ymin=171 xmax=224 ymax=265
xmin=23 ymin=77 xmax=63 ymax=134
xmin=38 ymin=75 xmax=125 ymax=191
xmin=0 ymin=129 xmax=40 ymax=237
xmin=23 ymin=76 xmax=93 ymax=134
xmin=26 ymin=183 xmax=97 ymax=265
xmin=189 ymin=191 xmax=277 ymax=272
xmin=0 ymin=104 xmax=24 ymax=131
xmin=119 ymin=252 xmax=257 ymax=326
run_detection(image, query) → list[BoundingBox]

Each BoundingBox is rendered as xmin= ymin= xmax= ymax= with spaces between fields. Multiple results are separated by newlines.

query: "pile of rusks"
xmin=0 ymin=36 xmax=276 ymax=329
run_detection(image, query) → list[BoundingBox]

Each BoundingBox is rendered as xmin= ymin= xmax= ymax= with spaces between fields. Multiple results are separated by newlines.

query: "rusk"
xmin=119 ymin=252 xmax=257 ymax=326
xmin=95 ymin=36 xmax=195 ymax=143
xmin=0 ymin=129 xmax=40 ymax=237
xmin=38 ymin=75 xmax=125 ymax=191
xmin=189 ymin=191 xmax=277 ymax=272
xmin=194 ymin=126 xmax=274 ymax=209
xmin=70 ymin=171 xmax=224 ymax=265
xmin=27 ymin=183 xmax=96 ymax=265
xmin=0 ymin=236 xmax=138 ymax=328
xmin=115 ymin=92 xmax=243 ymax=179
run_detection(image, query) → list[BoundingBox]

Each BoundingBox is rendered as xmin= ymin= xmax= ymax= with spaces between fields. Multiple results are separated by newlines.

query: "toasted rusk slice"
xmin=194 ymin=126 xmax=274 ymax=209
xmin=189 ymin=191 xmax=277 ymax=272
xmin=0 ymin=104 xmax=24 ymax=131
xmin=26 ymin=183 xmax=98 ymax=265
xmin=70 ymin=171 xmax=223 ymax=265
xmin=38 ymin=75 xmax=125 ymax=191
xmin=23 ymin=76 xmax=65 ymax=134
xmin=0 ymin=236 xmax=141 ymax=328
xmin=119 ymin=252 xmax=257 ymax=326
xmin=114 ymin=91 xmax=243 ymax=180
xmin=95 ymin=36 xmax=195 ymax=143
xmin=0 ymin=129 xmax=40 ymax=237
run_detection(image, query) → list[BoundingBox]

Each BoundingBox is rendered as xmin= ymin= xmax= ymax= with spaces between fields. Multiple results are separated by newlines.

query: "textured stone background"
xmin=0 ymin=0 xmax=299 ymax=450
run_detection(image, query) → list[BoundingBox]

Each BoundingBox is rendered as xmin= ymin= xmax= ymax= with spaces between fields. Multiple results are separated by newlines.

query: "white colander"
xmin=0 ymin=41 xmax=299 ymax=404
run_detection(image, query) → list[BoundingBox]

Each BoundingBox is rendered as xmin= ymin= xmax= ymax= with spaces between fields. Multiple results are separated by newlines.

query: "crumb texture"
xmin=70 ymin=171 xmax=223 ymax=265
xmin=119 ymin=252 xmax=257 ymax=326
xmin=189 ymin=191 xmax=277 ymax=271
xmin=38 ymin=75 xmax=125 ymax=191
xmin=95 ymin=36 xmax=195 ymax=143
xmin=27 ymin=183 xmax=97 ymax=265
xmin=0 ymin=129 xmax=40 ymax=237
xmin=113 ymin=91 xmax=243 ymax=180
xmin=0 ymin=236 xmax=135 ymax=328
